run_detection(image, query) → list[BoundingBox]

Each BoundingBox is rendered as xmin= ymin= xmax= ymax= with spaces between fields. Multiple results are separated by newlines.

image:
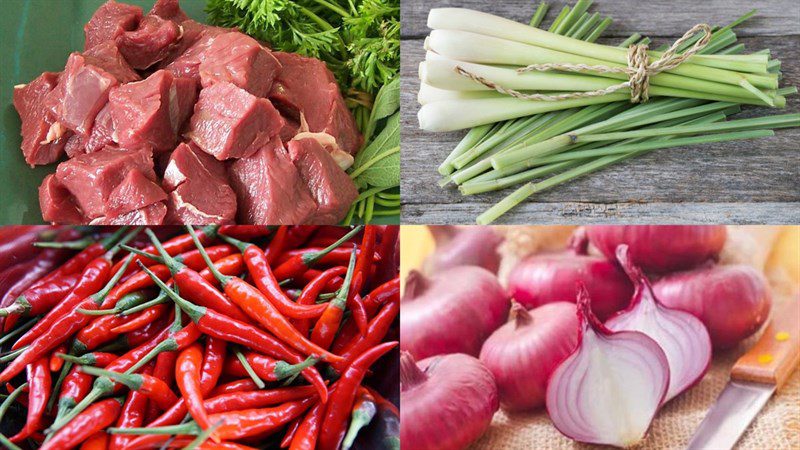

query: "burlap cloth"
xmin=470 ymin=252 xmax=800 ymax=450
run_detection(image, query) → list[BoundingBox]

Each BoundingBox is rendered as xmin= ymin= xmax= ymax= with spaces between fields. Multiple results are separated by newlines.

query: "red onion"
xmin=586 ymin=225 xmax=727 ymax=273
xmin=479 ymin=302 xmax=578 ymax=411
xmin=546 ymin=285 xmax=669 ymax=448
xmin=401 ymin=266 xmax=509 ymax=360
xmin=423 ymin=226 xmax=502 ymax=274
xmin=400 ymin=351 xmax=499 ymax=450
xmin=653 ymin=264 xmax=771 ymax=349
xmin=507 ymin=228 xmax=632 ymax=320
xmin=605 ymin=245 xmax=712 ymax=401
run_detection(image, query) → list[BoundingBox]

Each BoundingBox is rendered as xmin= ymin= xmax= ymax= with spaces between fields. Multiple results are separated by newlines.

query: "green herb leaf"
xmin=363 ymin=77 xmax=400 ymax=142
xmin=351 ymin=112 xmax=400 ymax=187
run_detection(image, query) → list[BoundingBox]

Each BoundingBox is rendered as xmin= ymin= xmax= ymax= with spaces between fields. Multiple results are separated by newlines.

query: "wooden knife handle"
xmin=731 ymin=298 xmax=800 ymax=388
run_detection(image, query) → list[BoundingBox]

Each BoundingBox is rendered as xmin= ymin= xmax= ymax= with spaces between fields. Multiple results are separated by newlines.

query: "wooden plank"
xmin=400 ymin=32 xmax=800 ymax=224
xmin=402 ymin=0 xmax=800 ymax=38
xmin=402 ymin=202 xmax=800 ymax=224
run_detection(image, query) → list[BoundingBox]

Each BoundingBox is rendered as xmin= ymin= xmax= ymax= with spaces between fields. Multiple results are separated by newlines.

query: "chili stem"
xmin=234 ymin=348 xmax=266 ymax=389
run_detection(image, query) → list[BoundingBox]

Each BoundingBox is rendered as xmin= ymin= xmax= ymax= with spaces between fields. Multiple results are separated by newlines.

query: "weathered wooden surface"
xmin=400 ymin=1 xmax=800 ymax=224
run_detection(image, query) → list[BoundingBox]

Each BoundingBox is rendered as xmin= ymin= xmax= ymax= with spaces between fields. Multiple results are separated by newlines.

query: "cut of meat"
xmin=44 ymin=53 xmax=120 ymax=137
xmin=162 ymin=142 xmax=227 ymax=190
xmin=288 ymin=137 xmax=358 ymax=224
xmin=162 ymin=21 xmax=230 ymax=82
xmin=149 ymin=0 xmax=189 ymax=23
xmin=108 ymin=70 xmax=197 ymax=151
xmin=228 ymin=138 xmax=316 ymax=224
xmin=269 ymin=52 xmax=363 ymax=155
xmin=64 ymin=134 xmax=86 ymax=158
xmin=84 ymin=104 xmax=116 ymax=154
xmin=117 ymin=14 xmax=182 ymax=69
xmin=12 ymin=72 xmax=70 ymax=166
xmin=83 ymin=41 xmax=141 ymax=83
xmin=105 ymin=168 xmax=168 ymax=217
xmin=186 ymin=82 xmax=284 ymax=160
xmin=55 ymin=146 xmax=155 ymax=219
xmin=39 ymin=175 xmax=84 ymax=224
xmin=84 ymin=0 xmax=142 ymax=50
xmin=162 ymin=143 xmax=237 ymax=224
xmin=199 ymin=32 xmax=281 ymax=97
xmin=90 ymin=202 xmax=167 ymax=225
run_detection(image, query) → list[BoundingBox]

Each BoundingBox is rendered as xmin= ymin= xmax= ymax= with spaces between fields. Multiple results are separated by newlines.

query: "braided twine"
xmin=455 ymin=23 xmax=712 ymax=103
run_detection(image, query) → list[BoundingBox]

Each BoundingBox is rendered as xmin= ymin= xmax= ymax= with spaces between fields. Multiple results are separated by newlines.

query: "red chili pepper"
xmin=219 ymin=225 xmax=273 ymax=240
xmin=208 ymin=379 xmax=260 ymax=397
xmin=141 ymin=263 xmax=329 ymax=404
xmin=199 ymin=337 xmax=227 ymax=396
xmin=109 ymin=225 xmax=218 ymax=276
xmin=224 ymin=352 xmax=317 ymax=382
xmin=363 ymin=386 xmax=399 ymax=417
xmin=75 ymin=292 xmax=151 ymax=351
xmin=275 ymin=247 xmax=375 ymax=268
xmin=102 ymin=264 xmax=170 ymax=308
xmin=264 ymin=226 xmax=289 ymax=264
xmin=317 ymin=341 xmax=399 ymax=450
xmin=41 ymin=398 xmax=123 ymax=450
xmin=55 ymin=352 xmax=116 ymax=422
xmin=8 ymin=357 xmax=50 ymax=443
xmin=282 ymin=417 xmax=302 ymax=448
xmin=312 ymin=248 xmax=358 ymax=350
xmin=0 ymin=262 xmax=40 ymax=332
xmin=0 ymin=272 xmax=80 ymax=325
xmin=109 ymin=367 xmax=151 ymax=450
xmin=0 ymin=255 xmax=135 ymax=383
xmin=290 ymin=401 xmax=325 ymax=450
xmin=210 ymin=235 xmax=342 ymax=361
xmin=331 ymin=278 xmax=400 ymax=353
xmin=353 ymin=225 xmax=377 ymax=292
xmin=338 ymin=299 xmax=400 ymax=368
xmin=295 ymin=266 xmax=347 ymax=335
xmin=285 ymin=226 xmax=320 ymax=249
xmin=206 ymin=397 xmax=316 ymax=440
xmin=50 ymin=343 xmax=68 ymax=372
xmin=272 ymin=226 xmax=362 ymax=281
xmin=375 ymin=225 xmax=400 ymax=283
xmin=79 ymin=431 xmax=109 ymax=450
xmin=0 ymin=226 xmax=50 ymax=272
xmin=219 ymin=235 xmax=327 ymax=319
xmin=80 ymin=365 xmax=178 ymax=410
xmin=346 ymin=280 xmax=370 ymax=338
xmin=145 ymin=350 xmax=177 ymax=422
xmin=176 ymin=343 xmax=215 ymax=438
xmin=110 ymin=303 xmax=167 ymax=334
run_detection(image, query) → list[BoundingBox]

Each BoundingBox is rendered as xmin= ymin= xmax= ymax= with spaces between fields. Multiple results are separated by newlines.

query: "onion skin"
xmin=507 ymin=229 xmax=632 ymax=320
xmin=423 ymin=226 xmax=503 ymax=274
xmin=605 ymin=245 xmax=712 ymax=401
xmin=401 ymin=266 xmax=509 ymax=360
xmin=400 ymin=351 xmax=499 ymax=450
xmin=480 ymin=302 xmax=578 ymax=411
xmin=586 ymin=225 xmax=727 ymax=273
xmin=545 ymin=286 xmax=670 ymax=448
xmin=653 ymin=264 xmax=771 ymax=349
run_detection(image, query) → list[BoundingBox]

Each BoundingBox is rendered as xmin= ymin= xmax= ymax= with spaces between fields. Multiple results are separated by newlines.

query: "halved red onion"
xmin=546 ymin=285 xmax=669 ymax=448
xmin=605 ymin=245 xmax=712 ymax=401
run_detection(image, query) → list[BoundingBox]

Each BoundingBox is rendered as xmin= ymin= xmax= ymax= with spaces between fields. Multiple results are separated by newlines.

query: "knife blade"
xmin=687 ymin=297 xmax=800 ymax=450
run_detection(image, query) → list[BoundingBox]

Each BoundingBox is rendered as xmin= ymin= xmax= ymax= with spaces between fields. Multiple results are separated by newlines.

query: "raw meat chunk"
xmin=90 ymin=202 xmax=167 ymax=225
xmin=162 ymin=21 xmax=230 ymax=81
xmin=64 ymin=134 xmax=86 ymax=158
xmin=108 ymin=70 xmax=197 ymax=151
xmin=55 ymin=146 xmax=155 ymax=219
xmin=105 ymin=168 xmax=168 ymax=217
xmin=199 ymin=32 xmax=280 ymax=97
xmin=84 ymin=0 xmax=142 ymax=50
xmin=84 ymin=104 xmax=116 ymax=154
xmin=83 ymin=41 xmax=141 ymax=83
xmin=186 ymin=82 xmax=283 ymax=160
xmin=288 ymin=138 xmax=358 ymax=224
xmin=270 ymin=52 xmax=363 ymax=154
xmin=39 ymin=175 xmax=83 ymax=224
xmin=149 ymin=0 xmax=189 ymax=23
xmin=162 ymin=143 xmax=237 ymax=224
xmin=12 ymin=72 xmax=70 ymax=166
xmin=117 ymin=14 xmax=182 ymax=69
xmin=229 ymin=138 xmax=316 ymax=224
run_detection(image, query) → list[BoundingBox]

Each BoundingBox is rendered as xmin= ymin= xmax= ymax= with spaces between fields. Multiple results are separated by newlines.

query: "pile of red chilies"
xmin=0 ymin=225 xmax=400 ymax=450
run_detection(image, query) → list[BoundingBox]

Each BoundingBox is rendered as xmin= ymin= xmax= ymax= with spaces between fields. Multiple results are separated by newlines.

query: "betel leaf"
xmin=351 ymin=112 xmax=400 ymax=188
xmin=363 ymin=77 xmax=400 ymax=143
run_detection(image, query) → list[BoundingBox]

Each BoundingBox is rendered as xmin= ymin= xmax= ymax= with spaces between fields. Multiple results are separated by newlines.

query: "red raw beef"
xmin=162 ymin=21 xmax=230 ymax=82
xmin=55 ymin=146 xmax=155 ymax=219
xmin=149 ymin=0 xmax=189 ymax=23
xmin=228 ymin=138 xmax=316 ymax=224
xmin=108 ymin=70 xmax=197 ymax=151
xmin=83 ymin=41 xmax=141 ymax=83
xmin=162 ymin=143 xmax=236 ymax=224
xmin=12 ymin=72 xmax=70 ymax=166
xmin=84 ymin=104 xmax=116 ymax=154
xmin=39 ymin=175 xmax=84 ymax=224
xmin=186 ymin=82 xmax=283 ymax=160
xmin=199 ymin=32 xmax=281 ymax=97
xmin=288 ymin=137 xmax=358 ymax=224
xmin=90 ymin=202 xmax=167 ymax=225
xmin=105 ymin=168 xmax=168 ymax=217
xmin=117 ymin=14 xmax=182 ymax=69
xmin=84 ymin=0 xmax=142 ymax=50
xmin=269 ymin=52 xmax=363 ymax=154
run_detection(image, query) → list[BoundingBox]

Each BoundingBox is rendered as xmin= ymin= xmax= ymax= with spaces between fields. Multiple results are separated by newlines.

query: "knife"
xmin=686 ymin=298 xmax=800 ymax=450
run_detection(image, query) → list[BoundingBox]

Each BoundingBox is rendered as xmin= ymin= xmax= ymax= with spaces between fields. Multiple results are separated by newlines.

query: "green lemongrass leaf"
xmin=529 ymin=2 xmax=550 ymax=28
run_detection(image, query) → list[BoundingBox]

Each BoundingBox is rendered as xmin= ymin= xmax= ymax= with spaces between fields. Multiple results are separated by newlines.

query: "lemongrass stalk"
xmin=530 ymin=2 xmax=550 ymax=27
xmin=417 ymin=82 xmax=500 ymax=105
xmin=548 ymin=6 xmax=571 ymax=32
xmin=584 ymin=17 xmax=613 ymax=42
xmin=555 ymin=0 xmax=592 ymax=35
xmin=565 ymin=12 xmax=591 ymax=37
xmin=425 ymin=31 xmax=777 ymax=94
xmin=476 ymin=128 xmax=775 ymax=224
xmin=438 ymin=124 xmax=493 ymax=175
xmin=427 ymin=8 xmax=770 ymax=75
xmin=719 ymin=44 xmax=746 ymax=55
xmin=619 ymin=33 xmax=641 ymax=48
xmin=569 ymin=12 xmax=601 ymax=40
